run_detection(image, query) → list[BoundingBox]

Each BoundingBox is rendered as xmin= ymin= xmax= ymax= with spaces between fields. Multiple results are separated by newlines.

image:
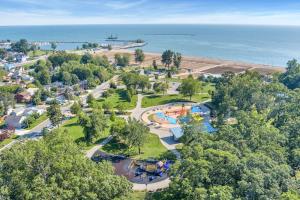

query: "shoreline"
xmin=90 ymin=49 xmax=286 ymax=75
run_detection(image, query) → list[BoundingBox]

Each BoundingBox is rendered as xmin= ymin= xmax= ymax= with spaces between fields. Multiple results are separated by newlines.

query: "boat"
xmin=106 ymin=34 xmax=118 ymax=40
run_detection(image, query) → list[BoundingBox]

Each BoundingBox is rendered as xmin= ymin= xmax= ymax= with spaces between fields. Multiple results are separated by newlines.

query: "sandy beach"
xmin=81 ymin=49 xmax=286 ymax=76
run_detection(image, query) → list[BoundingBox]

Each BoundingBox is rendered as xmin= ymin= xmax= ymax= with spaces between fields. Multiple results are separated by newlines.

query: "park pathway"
xmin=85 ymin=136 xmax=113 ymax=159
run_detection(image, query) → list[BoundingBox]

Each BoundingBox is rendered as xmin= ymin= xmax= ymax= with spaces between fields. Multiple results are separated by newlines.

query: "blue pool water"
xmin=191 ymin=106 xmax=202 ymax=113
xmin=156 ymin=112 xmax=177 ymax=124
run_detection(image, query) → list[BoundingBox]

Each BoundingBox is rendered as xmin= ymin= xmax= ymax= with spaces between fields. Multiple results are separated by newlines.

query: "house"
xmin=4 ymin=63 xmax=16 ymax=72
xmin=5 ymin=112 xmax=27 ymax=129
xmin=22 ymin=75 xmax=34 ymax=82
xmin=5 ymin=107 xmax=45 ymax=129
xmin=16 ymin=53 xmax=28 ymax=63
xmin=15 ymin=91 xmax=32 ymax=103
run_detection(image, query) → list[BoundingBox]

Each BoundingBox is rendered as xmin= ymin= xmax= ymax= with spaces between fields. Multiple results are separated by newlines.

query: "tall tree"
xmin=153 ymin=82 xmax=168 ymax=95
xmin=125 ymin=118 xmax=149 ymax=154
xmin=11 ymin=39 xmax=30 ymax=54
xmin=161 ymin=50 xmax=174 ymax=69
xmin=173 ymin=52 xmax=182 ymax=69
xmin=134 ymin=49 xmax=145 ymax=63
xmin=50 ymin=42 xmax=57 ymax=52
xmin=180 ymin=76 xmax=200 ymax=100
xmin=47 ymin=101 xmax=63 ymax=126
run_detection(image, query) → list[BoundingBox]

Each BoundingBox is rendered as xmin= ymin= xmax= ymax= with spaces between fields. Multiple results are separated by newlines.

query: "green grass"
xmin=121 ymin=191 xmax=147 ymax=200
xmin=0 ymin=135 xmax=18 ymax=149
xmin=97 ymin=89 xmax=138 ymax=110
xmin=25 ymin=114 xmax=48 ymax=130
xmin=27 ymin=50 xmax=48 ymax=58
xmin=142 ymin=93 xmax=210 ymax=108
xmin=60 ymin=117 xmax=110 ymax=150
xmin=101 ymin=133 xmax=168 ymax=160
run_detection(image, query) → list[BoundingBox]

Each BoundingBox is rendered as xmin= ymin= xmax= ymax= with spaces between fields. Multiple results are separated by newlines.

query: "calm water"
xmin=1 ymin=24 xmax=300 ymax=66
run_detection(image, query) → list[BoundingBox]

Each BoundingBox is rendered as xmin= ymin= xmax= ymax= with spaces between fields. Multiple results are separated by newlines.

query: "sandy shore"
xmin=84 ymin=49 xmax=286 ymax=76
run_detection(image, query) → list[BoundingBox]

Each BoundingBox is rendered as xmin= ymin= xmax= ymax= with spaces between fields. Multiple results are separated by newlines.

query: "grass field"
xmin=60 ymin=117 xmax=110 ymax=150
xmin=101 ymin=133 xmax=168 ymax=160
xmin=142 ymin=93 xmax=210 ymax=108
xmin=27 ymin=50 xmax=48 ymax=58
xmin=97 ymin=89 xmax=138 ymax=110
xmin=25 ymin=114 xmax=48 ymax=130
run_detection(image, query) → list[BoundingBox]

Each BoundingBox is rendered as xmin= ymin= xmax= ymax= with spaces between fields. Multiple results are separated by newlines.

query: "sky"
xmin=1 ymin=0 xmax=300 ymax=26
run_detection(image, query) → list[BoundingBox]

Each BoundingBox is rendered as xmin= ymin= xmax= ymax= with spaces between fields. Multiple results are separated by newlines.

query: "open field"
xmin=101 ymin=133 xmax=168 ymax=160
xmin=60 ymin=117 xmax=110 ymax=150
xmin=93 ymin=49 xmax=285 ymax=76
xmin=97 ymin=89 xmax=138 ymax=110
xmin=142 ymin=94 xmax=210 ymax=108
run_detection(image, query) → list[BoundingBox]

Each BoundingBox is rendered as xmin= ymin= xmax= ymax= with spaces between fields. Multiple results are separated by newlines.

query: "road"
xmin=0 ymin=75 xmax=118 ymax=152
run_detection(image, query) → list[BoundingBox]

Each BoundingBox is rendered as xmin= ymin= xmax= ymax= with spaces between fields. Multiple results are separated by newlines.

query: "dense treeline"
xmin=157 ymin=62 xmax=300 ymax=199
xmin=30 ymin=52 xmax=112 ymax=88
xmin=0 ymin=131 xmax=132 ymax=199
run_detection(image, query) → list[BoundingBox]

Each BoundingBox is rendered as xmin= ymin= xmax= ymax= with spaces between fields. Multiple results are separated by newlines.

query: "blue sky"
xmin=1 ymin=0 xmax=300 ymax=25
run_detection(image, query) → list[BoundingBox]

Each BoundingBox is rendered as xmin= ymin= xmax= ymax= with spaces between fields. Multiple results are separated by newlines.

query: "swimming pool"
xmin=191 ymin=106 xmax=202 ymax=113
xmin=156 ymin=112 xmax=177 ymax=124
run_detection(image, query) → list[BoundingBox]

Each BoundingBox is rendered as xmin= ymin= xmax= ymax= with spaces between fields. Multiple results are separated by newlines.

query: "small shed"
xmin=170 ymin=127 xmax=183 ymax=141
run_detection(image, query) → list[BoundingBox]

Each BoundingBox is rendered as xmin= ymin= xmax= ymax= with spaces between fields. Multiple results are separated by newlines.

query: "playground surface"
xmin=92 ymin=151 xmax=171 ymax=184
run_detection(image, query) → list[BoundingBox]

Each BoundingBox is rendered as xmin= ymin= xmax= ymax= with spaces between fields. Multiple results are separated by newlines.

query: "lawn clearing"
xmin=97 ymin=89 xmax=137 ymax=110
xmin=142 ymin=93 xmax=210 ymax=108
xmin=101 ymin=133 xmax=168 ymax=160
xmin=60 ymin=117 xmax=110 ymax=150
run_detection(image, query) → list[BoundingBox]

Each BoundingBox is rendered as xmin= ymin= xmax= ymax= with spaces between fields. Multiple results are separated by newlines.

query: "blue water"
xmin=1 ymin=24 xmax=300 ymax=66
xmin=191 ymin=106 xmax=202 ymax=113
xmin=156 ymin=112 xmax=177 ymax=124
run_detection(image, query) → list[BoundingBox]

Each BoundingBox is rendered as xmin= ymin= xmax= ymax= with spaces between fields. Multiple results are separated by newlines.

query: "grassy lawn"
xmin=97 ymin=89 xmax=137 ymax=110
xmin=25 ymin=114 xmax=48 ymax=130
xmin=60 ymin=117 xmax=110 ymax=150
xmin=122 ymin=191 xmax=147 ymax=200
xmin=101 ymin=133 xmax=168 ymax=160
xmin=0 ymin=135 xmax=18 ymax=149
xmin=142 ymin=93 xmax=210 ymax=108
xmin=27 ymin=50 xmax=48 ymax=58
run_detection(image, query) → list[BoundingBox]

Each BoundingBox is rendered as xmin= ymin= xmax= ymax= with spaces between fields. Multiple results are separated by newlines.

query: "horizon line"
xmin=1 ymin=23 xmax=300 ymax=27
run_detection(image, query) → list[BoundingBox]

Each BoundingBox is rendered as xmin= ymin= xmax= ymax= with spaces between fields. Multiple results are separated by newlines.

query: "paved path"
xmin=85 ymin=136 xmax=113 ymax=159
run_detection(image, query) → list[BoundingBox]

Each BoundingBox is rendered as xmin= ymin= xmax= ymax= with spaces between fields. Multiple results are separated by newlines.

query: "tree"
xmin=152 ymin=60 xmax=158 ymax=70
xmin=153 ymin=82 xmax=168 ymax=95
xmin=86 ymin=93 xmax=95 ymax=106
xmin=0 ymin=92 xmax=15 ymax=115
xmin=115 ymin=53 xmax=130 ymax=67
xmin=79 ymin=110 xmax=108 ymax=143
xmin=70 ymin=102 xmax=82 ymax=115
xmin=134 ymin=49 xmax=145 ymax=63
xmin=80 ymin=53 xmax=93 ymax=64
xmin=11 ymin=39 xmax=30 ymax=54
xmin=47 ymin=101 xmax=63 ymax=126
xmin=125 ymin=118 xmax=149 ymax=154
xmin=50 ymin=42 xmax=57 ymax=52
xmin=180 ymin=76 xmax=200 ymax=100
xmin=279 ymin=59 xmax=300 ymax=89
xmin=0 ymin=130 xmax=132 ymax=199
xmin=0 ymin=48 xmax=7 ymax=60
xmin=173 ymin=52 xmax=182 ymax=69
xmin=161 ymin=50 xmax=174 ymax=69
xmin=32 ymin=90 xmax=41 ymax=105
xmin=37 ymin=70 xmax=51 ymax=85
xmin=137 ymin=75 xmax=150 ymax=92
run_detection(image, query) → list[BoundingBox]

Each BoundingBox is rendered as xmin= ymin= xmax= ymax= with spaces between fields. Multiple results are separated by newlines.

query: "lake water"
xmin=1 ymin=24 xmax=300 ymax=66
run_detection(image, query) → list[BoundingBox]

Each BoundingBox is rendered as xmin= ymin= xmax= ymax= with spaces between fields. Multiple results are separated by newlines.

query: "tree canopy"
xmin=0 ymin=130 xmax=132 ymax=199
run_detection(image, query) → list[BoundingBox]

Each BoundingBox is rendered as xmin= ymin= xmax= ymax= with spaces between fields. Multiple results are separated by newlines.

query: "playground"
xmin=92 ymin=151 xmax=171 ymax=184
xmin=142 ymin=103 xmax=216 ymax=140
